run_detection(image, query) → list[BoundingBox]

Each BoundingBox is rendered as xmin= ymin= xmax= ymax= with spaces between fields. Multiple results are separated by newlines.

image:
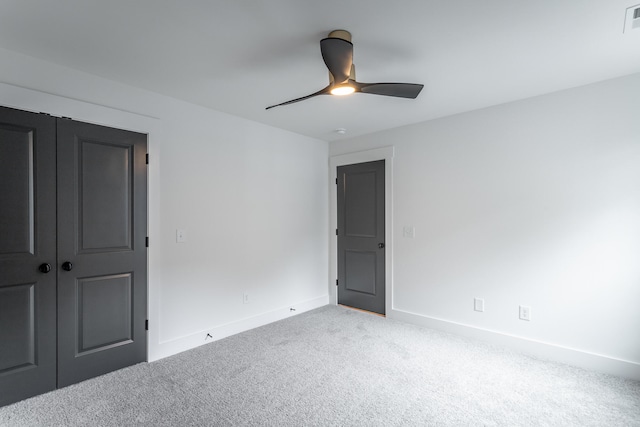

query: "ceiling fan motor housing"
xmin=327 ymin=29 xmax=352 ymax=42
xmin=329 ymin=65 xmax=356 ymax=85
xmin=326 ymin=30 xmax=355 ymax=88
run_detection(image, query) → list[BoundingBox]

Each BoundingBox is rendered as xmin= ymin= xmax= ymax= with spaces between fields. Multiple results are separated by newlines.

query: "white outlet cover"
xmin=519 ymin=305 xmax=531 ymax=321
xmin=176 ymin=229 xmax=187 ymax=243
xmin=474 ymin=298 xmax=485 ymax=312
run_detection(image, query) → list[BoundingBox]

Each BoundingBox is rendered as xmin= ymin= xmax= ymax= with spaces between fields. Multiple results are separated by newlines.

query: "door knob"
xmin=39 ymin=263 xmax=52 ymax=273
xmin=61 ymin=261 xmax=73 ymax=271
xmin=378 ymin=243 xmax=385 ymax=249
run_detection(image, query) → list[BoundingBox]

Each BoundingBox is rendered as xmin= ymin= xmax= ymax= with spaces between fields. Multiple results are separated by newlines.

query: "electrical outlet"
xmin=474 ymin=298 xmax=485 ymax=312
xmin=519 ymin=305 xmax=531 ymax=321
xmin=243 ymin=292 xmax=249 ymax=304
xmin=176 ymin=229 xmax=187 ymax=243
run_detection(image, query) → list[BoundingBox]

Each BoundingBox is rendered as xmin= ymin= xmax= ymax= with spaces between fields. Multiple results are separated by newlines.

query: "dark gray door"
xmin=56 ymin=119 xmax=147 ymax=387
xmin=0 ymin=107 xmax=57 ymax=406
xmin=337 ymin=160 xmax=385 ymax=315
xmin=0 ymin=109 xmax=148 ymax=404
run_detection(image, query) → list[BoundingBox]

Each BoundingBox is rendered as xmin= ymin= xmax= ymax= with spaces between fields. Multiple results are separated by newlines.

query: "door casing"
xmin=0 ymin=82 xmax=162 ymax=362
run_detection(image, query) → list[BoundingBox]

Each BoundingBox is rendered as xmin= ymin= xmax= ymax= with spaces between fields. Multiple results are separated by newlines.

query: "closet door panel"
xmin=0 ymin=107 xmax=57 ymax=407
xmin=56 ymin=119 xmax=147 ymax=387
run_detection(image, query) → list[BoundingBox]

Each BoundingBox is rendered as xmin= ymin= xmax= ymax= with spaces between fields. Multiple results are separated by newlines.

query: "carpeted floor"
xmin=1 ymin=305 xmax=639 ymax=426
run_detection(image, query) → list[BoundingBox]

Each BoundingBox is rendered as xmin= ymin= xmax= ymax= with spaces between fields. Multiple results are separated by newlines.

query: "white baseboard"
xmin=149 ymin=295 xmax=329 ymax=362
xmin=389 ymin=308 xmax=640 ymax=381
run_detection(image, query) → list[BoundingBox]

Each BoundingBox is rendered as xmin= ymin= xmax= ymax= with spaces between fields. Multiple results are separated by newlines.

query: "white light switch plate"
xmin=176 ymin=229 xmax=187 ymax=243
xmin=403 ymin=226 xmax=415 ymax=238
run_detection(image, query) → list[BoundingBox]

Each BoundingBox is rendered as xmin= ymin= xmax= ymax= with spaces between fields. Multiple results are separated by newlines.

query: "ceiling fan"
xmin=266 ymin=30 xmax=424 ymax=110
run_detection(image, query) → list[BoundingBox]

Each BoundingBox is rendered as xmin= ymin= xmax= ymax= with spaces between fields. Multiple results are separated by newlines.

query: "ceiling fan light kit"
xmin=266 ymin=30 xmax=424 ymax=110
xmin=330 ymin=85 xmax=355 ymax=96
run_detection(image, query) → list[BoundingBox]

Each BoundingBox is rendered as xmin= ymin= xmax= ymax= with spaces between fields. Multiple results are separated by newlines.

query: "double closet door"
xmin=0 ymin=106 xmax=147 ymax=406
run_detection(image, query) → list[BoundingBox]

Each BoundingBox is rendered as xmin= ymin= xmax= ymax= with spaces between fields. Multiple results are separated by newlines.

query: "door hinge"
xmin=336 ymin=279 xmax=338 ymax=286
xmin=145 ymin=236 xmax=149 ymax=247
xmin=336 ymin=178 xmax=338 ymax=184
xmin=336 ymin=229 xmax=338 ymax=235
xmin=146 ymin=153 xmax=149 ymax=164
xmin=145 ymin=320 xmax=149 ymax=331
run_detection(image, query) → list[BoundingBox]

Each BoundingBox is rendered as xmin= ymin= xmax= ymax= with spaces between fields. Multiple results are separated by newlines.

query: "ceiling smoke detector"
xmin=623 ymin=4 xmax=640 ymax=33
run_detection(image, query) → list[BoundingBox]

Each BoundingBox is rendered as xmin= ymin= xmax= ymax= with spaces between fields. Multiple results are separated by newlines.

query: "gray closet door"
xmin=56 ymin=119 xmax=147 ymax=387
xmin=0 ymin=107 xmax=57 ymax=406
xmin=337 ymin=160 xmax=385 ymax=315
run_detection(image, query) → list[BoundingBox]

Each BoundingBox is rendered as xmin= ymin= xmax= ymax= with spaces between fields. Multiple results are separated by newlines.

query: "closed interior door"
xmin=0 ymin=107 xmax=57 ymax=406
xmin=56 ymin=119 xmax=148 ymax=387
xmin=0 ymin=106 xmax=147 ymax=405
xmin=337 ymin=160 xmax=385 ymax=315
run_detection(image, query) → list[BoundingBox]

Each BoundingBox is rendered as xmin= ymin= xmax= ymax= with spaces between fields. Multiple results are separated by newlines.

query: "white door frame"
xmin=329 ymin=146 xmax=394 ymax=315
xmin=0 ymin=82 xmax=163 ymax=361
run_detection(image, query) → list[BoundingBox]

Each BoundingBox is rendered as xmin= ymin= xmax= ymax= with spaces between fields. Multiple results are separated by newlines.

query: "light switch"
xmin=403 ymin=226 xmax=415 ymax=238
xmin=176 ymin=229 xmax=187 ymax=243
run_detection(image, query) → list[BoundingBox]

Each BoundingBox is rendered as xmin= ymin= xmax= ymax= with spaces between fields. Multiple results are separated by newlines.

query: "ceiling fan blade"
xmin=320 ymin=37 xmax=353 ymax=84
xmin=265 ymin=85 xmax=331 ymax=110
xmin=355 ymin=82 xmax=424 ymax=99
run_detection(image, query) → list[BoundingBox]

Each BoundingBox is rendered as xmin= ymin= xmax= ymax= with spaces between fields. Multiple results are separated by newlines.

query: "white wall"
xmin=0 ymin=47 xmax=329 ymax=361
xmin=3 ymin=43 xmax=638 ymax=379
xmin=330 ymin=73 xmax=640 ymax=379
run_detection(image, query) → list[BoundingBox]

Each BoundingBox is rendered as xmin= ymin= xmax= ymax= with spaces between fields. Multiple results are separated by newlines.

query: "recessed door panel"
xmin=0 ymin=106 xmax=57 ymax=407
xmin=79 ymin=140 xmax=132 ymax=252
xmin=344 ymin=251 xmax=377 ymax=295
xmin=344 ymin=171 xmax=377 ymax=238
xmin=337 ymin=160 xmax=385 ymax=315
xmin=77 ymin=273 xmax=133 ymax=354
xmin=0 ymin=284 xmax=35 ymax=373
xmin=0 ymin=125 xmax=34 ymax=255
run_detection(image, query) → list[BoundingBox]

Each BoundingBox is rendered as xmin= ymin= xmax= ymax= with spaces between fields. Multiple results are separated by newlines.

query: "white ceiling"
xmin=1 ymin=0 xmax=639 ymax=141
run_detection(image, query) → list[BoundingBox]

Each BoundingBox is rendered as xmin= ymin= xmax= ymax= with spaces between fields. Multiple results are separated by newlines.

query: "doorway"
xmin=337 ymin=160 xmax=385 ymax=315
xmin=0 ymin=106 xmax=148 ymax=406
